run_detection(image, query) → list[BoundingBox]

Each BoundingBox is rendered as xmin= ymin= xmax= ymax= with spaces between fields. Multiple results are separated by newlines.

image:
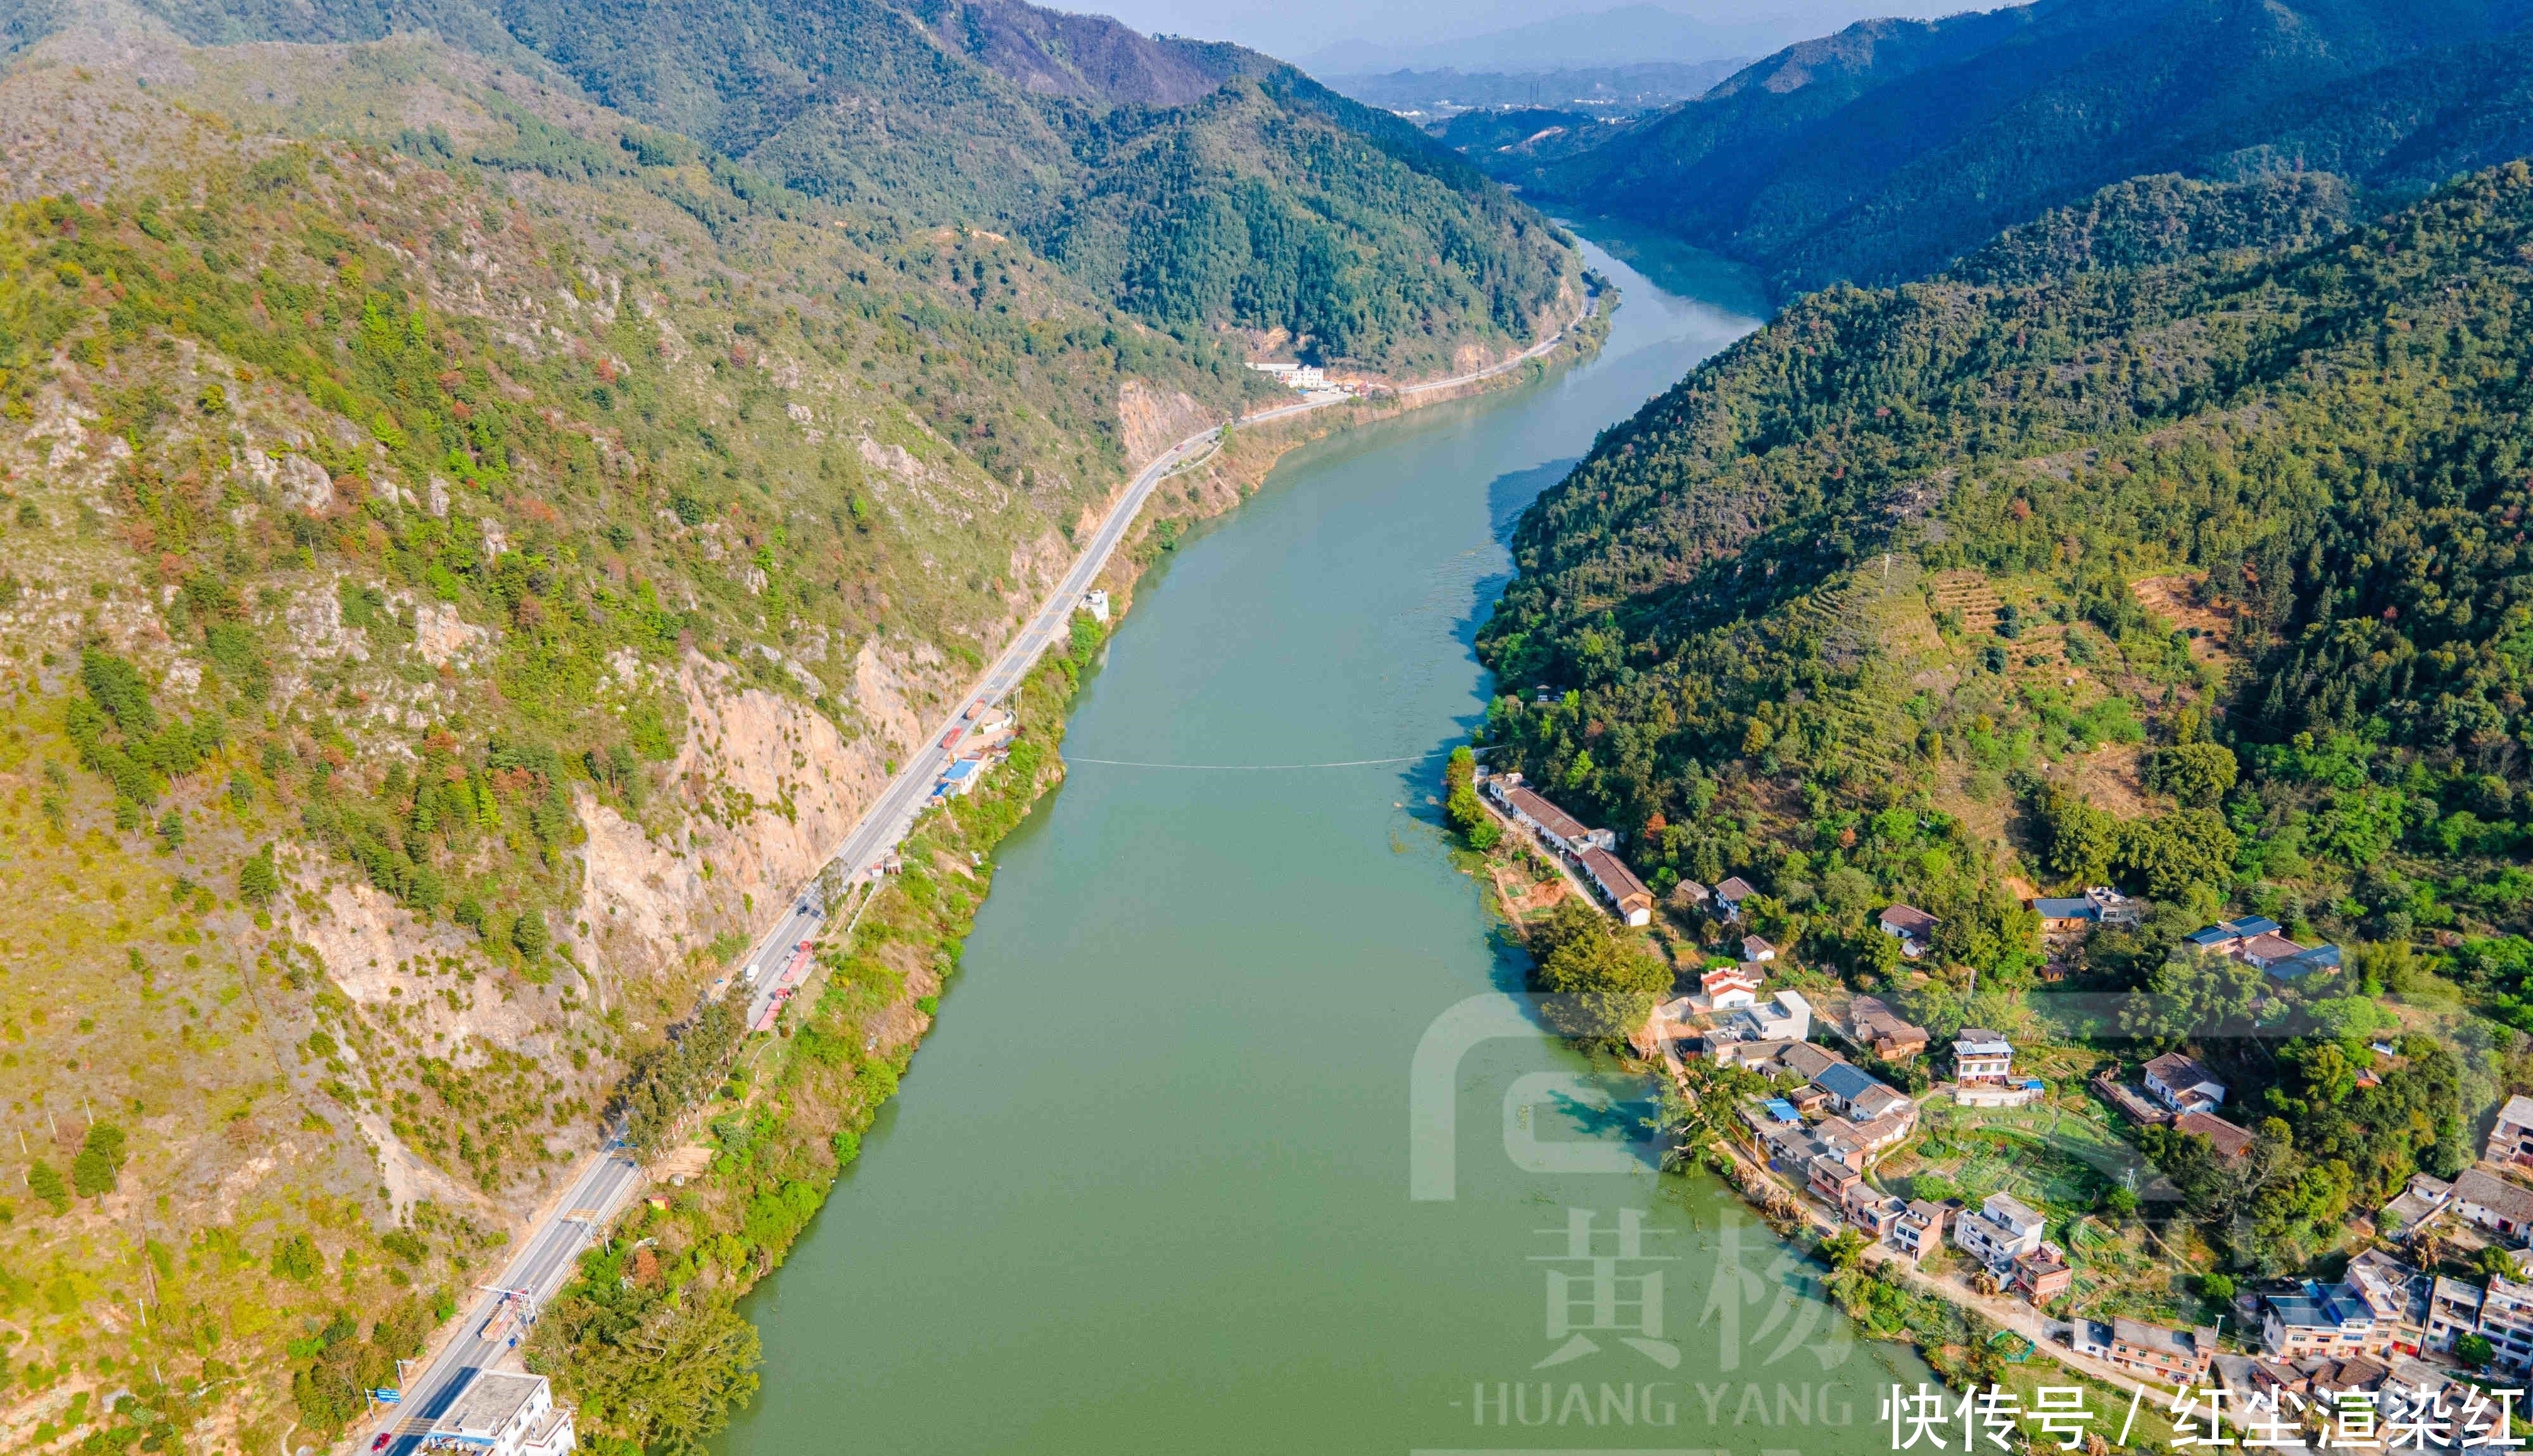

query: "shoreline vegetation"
xmin=1449 ymin=754 xmax=2202 ymax=1448
xmin=521 ymin=302 xmax=1615 ymax=1455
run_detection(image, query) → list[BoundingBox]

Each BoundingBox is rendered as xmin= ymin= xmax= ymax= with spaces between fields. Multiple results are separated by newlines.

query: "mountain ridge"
xmin=1517 ymin=0 xmax=2533 ymax=295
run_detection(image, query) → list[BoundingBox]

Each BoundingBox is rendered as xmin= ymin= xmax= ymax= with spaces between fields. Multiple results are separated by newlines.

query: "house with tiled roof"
xmin=2455 ymin=1167 xmax=2533 ymax=1244
xmin=1878 ymin=903 xmax=1938 ymax=958
xmin=2144 ymin=1053 xmax=2227 ymax=1114
xmin=1847 ymin=995 xmax=1929 ymax=1060
xmin=1714 ymin=877 xmax=1756 ymax=920
xmin=2175 ymin=1110 xmax=2255 ymax=1160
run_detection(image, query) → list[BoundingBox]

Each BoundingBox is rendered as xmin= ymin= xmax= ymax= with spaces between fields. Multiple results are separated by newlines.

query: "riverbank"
xmin=1451 ymin=801 xmax=2185 ymax=1443
xmin=515 ymin=294 xmax=1616 ymax=1453
xmin=712 ymin=229 xmax=1916 ymax=1455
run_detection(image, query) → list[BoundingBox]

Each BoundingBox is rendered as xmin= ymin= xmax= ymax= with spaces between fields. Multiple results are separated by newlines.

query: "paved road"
xmin=373 ymin=1140 xmax=644 ymax=1453
xmin=730 ymin=282 xmax=1602 ymax=1028
xmin=360 ymin=287 xmax=1602 ymax=1451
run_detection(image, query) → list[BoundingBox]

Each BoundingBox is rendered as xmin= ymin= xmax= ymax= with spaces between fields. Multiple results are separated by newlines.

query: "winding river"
xmin=721 ymin=227 xmax=1933 ymax=1455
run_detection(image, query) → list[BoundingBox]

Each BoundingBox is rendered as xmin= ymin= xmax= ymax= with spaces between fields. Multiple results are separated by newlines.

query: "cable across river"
xmin=1063 ymin=753 xmax=1437 ymax=770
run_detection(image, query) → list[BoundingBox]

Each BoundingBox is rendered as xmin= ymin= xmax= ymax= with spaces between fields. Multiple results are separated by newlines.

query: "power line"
xmin=1064 ymin=753 xmax=1438 ymax=770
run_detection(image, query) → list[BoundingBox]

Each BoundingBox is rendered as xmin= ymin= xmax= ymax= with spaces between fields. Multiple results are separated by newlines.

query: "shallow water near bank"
xmin=719 ymin=227 xmax=1930 ymax=1455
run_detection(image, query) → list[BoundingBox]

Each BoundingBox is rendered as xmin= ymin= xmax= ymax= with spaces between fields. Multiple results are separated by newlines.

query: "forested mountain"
xmin=1519 ymin=0 xmax=2533 ymax=296
xmin=0 ymin=0 xmax=1571 ymax=1440
xmin=26 ymin=0 xmax=1577 ymax=370
xmin=1478 ymin=161 xmax=2533 ymax=1026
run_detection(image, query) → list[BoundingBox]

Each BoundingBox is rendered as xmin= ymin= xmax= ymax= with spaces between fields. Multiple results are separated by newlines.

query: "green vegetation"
xmin=1515 ymin=0 xmax=2533 ymax=294
xmin=0 ymin=16 xmax=1520 ymax=1445
xmin=1525 ymin=898 xmax=1669 ymax=1043
xmin=1440 ymin=745 xmax=1499 ymax=850
xmin=1483 ymin=154 xmax=2533 ymax=1297
xmin=96 ymin=0 xmax=1576 ymax=372
xmin=1484 ymin=163 xmax=2533 ymax=979
xmin=530 ymin=610 xmax=1099 ymax=1451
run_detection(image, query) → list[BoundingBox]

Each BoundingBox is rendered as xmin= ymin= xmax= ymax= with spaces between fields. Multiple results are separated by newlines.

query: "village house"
xmin=2261 ymin=1281 xmax=2388 ymax=1359
xmin=1847 ymin=996 xmax=1929 ymax=1060
xmin=1844 ymin=1181 xmax=1907 ymax=1237
xmin=932 ymin=756 xmax=986 ymax=801
xmin=2108 ymin=1317 xmax=2218 ymax=1385
xmin=1952 ymin=1029 xmax=2012 ymax=1083
xmin=2031 ymin=886 xmax=2143 ymax=930
xmin=1714 ymin=876 xmax=1756 ymax=920
xmin=1717 ymin=1039 xmax=1828 ymax=1078
xmin=1577 ymin=846 xmax=1655 ymax=926
xmin=2185 ymin=915 xmax=2283 ymax=954
xmin=1816 ymin=1111 xmax=1914 ymax=1163
xmin=2173 ymin=1110 xmax=2256 ymax=1160
xmin=2143 ymin=1052 xmax=2228 ymax=1114
xmin=2380 ymin=1173 xmax=2454 ymax=1241
xmin=426 ymin=1372 xmax=576 ymax=1456
xmin=1809 ymin=1155 xmax=1863 ymax=1204
xmin=1948 ymin=1028 xmax=2043 ymax=1107
xmin=2489 ymin=1095 xmax=2533 ymax=1169
xmin=2454 ymin=1167 xmax=2533 ymax=1244
xmin=2479 ymin=1271 xmax=2533 ymax=1377
xmin=1878 ymin=903 xmax=1939 ymax=958
xmin=1484 ymin=773 xmax=1613 ymax=857
xmin=2425 ymin=1276 xmax=2485 ymax=1355
xmin=2069 ymin=1321 xmax=2113 ymax=1360
xmin=2014 ymin=1242 xmax=2073 ymax=1303
xmin=1734 ymin=988 xmax=1813 ymax=1043
xmin=2093 ymin=1070 xmax=2169 ymax=1126
xmin=2347 ymin=1248 xmax=2434 ymax=1356
xmin=1814 ymin=1061 xmax=1888 ymax=1117
xmin=1742 ymin=935 xmax=1778 ymax=963
xmin=1672 ymin=879 xmax=1712 ymax=911
xmin=2185 ymin=915 xmax=2344 ymax=980
xmin=1888 ymin=1200 xmax=1947 ymax=1262
xmin=2241 ymin=1352 xmax=2392 ymax=1407
xmin=1700 ymin=963 xmax=1764 ymax=1012
xmin=1954 ymin=1192 xmax=2046 ymax=1271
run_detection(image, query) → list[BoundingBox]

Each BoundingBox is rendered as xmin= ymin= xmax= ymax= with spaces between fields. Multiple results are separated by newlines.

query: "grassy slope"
xmin=0 ymin=27 xmax=1281 ymax=1453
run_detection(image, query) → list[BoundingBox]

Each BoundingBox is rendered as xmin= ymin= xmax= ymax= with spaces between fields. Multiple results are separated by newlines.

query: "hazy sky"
xmin=1081 ymin=0 xmax=1924 ymax=66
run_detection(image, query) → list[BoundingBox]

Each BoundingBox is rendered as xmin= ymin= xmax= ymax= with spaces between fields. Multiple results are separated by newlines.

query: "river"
xmin=719 ymin=227 xmax=1933 ymax=1455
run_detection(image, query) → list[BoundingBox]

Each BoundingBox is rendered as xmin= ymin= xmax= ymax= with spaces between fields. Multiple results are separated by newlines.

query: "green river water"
xmin=720 ymin=228 xmax=1935 ymax=1455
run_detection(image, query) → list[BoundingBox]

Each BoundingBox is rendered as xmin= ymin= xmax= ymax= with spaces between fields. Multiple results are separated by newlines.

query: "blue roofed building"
xmin=1814 ymin=1060 xmax=1882 ymax=1112
xmin=2266 ymin=943 xmax=2345 ymax=981
xmin=2185 ymin=915 xmax=2282 ymax=950
xmin=933 ymin=757 xmax=984 ymax=801
xmin=2185 ymin=915 xmax=2342 ymax=981
xmin=2261 ymin=1280 xmax=2390 ymax=1359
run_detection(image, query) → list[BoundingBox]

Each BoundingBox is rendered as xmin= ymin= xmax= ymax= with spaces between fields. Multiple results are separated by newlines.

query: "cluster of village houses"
xmin=1477 ymin=766 xmax=2533 ymax=1417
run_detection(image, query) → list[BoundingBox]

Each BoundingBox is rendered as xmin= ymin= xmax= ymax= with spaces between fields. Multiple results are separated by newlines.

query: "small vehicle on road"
xmin=372 ymin=1434 xmax=393 ymax=1452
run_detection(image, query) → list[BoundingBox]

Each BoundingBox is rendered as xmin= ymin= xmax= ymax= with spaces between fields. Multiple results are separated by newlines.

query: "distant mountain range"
xmin=1298 ymin=1 xmax=1879 ymax=77
xmin=1481 ymin=0 xmax=2533 ymax=295
xmin=1320 ymin=60 xmax=1746 ymax=116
